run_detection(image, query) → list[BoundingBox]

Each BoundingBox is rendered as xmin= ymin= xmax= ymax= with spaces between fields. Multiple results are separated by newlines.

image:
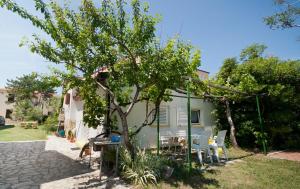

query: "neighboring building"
xmin=0 ymin=88 xmax=15 ymax=120
xmin=0 ymin=88 xmax=57 ymax=122
xmin=63 ymin=69 xmax=215 ymax=148
xmin=197 ymin=69 xmax=209 ymax=80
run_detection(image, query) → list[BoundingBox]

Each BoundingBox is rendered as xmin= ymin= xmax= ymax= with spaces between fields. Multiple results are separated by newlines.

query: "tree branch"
xmin=125 ymin=86 xmax=140 ymax=116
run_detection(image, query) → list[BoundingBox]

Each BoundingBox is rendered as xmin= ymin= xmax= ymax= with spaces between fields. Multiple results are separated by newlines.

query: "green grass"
xmin=151 ymin=148 xmax=300 ymax=189
xmin=0 ymin=125 xmax=47 ymax=141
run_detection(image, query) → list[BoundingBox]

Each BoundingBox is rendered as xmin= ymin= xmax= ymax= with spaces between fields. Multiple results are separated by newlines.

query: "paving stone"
xmin=0 ymin=136 xmax=130 ymax=189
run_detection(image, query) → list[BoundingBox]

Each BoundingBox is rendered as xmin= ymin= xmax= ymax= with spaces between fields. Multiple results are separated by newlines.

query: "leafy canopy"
xmin=264 ymin=0 xmax=300 ymax=29
xmin=0 ymin=0 xmax=200 ymax=134
xmin=211 ymin=44 xmax=300 ymax=149
xmin=6 ymin=72 xmax=59 ymax=103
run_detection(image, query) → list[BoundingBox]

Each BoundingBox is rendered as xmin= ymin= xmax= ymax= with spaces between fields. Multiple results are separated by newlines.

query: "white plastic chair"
xmin=216 ymin=130 xmax=228 ymax=161
xmin=192 ymin=134 xmax=213 ymax=164
xmin=160 ymin=135 xmax=172 ymax=151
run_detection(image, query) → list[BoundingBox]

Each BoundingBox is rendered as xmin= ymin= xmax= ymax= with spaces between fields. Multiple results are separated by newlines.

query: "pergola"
xmin=156 ymin=78 xmax=267 ymax=172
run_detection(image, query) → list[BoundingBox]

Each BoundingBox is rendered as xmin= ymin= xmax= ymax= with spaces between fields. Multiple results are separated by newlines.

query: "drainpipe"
xmin=187 ymin=78 xmax=192 ymax=172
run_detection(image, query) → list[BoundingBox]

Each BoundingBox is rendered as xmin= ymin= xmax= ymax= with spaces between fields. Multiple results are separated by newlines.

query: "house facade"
xmin=63 ymin=70 xmax=215 ymax=148
xmin=0 ymin=88 xmax=15 ymax=121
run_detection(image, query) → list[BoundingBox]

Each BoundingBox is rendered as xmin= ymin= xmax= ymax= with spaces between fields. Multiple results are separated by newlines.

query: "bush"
xmin=120 ymin=147 xmax=169 ymax=186
xmin=43 ymin=114 xmax=58 ymax=133
xmin=13 ymin=100 xmax=43 ymax=122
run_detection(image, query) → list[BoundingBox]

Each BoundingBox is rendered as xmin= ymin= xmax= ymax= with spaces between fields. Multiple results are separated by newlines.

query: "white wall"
xmin=126 ymin=91 xmax=215 ymax=148
xmin=66 ymin=89 xmax=216 ymax=147
xmin=64 ymin=89 xmax=104 ymax=142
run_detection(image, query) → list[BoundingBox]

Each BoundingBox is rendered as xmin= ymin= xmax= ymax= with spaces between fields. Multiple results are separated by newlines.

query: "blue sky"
xmin=0 ymin=0 xmax=299 ymax=87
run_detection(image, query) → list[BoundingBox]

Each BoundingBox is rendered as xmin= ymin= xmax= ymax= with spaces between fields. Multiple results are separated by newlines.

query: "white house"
xmin=63 ymin=70 xmax=215 ymax=148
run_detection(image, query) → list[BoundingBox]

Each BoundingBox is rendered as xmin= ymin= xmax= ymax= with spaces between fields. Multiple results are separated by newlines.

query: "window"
xmin=5 ymin=109 xmax=13 ymax=119
xmin=177 ymin=107 xmax=187 ymax=126
xmin=191 ymin=110 xmax=200 ymax=124
xmin=65 ymin=93 xmax=70 ymax=105
xmin=7 ymin=94 xmax=15 ymax=103
xmin=177 ymin=107 xmax=201 ymax=126
xmin=153 ymin=106 xmax=169 ymax=125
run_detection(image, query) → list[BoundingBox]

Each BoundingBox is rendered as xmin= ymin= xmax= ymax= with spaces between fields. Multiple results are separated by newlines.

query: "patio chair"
xmin=160 ymin=135 xmax=172 ymax=151
xmin=192 ymin=134 xmax=213 ymax=164
xmin=215 ymin=130 xmax=228 ymax=161
xmin=174 ymin=130 xmax=187 ymax=153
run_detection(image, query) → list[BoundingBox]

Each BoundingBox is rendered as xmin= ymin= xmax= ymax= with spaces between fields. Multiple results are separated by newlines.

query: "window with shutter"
xmin=177 ymin=106 xmax=188 ymax=126
xmin=153 ymin=106 xmax=169 ymax=125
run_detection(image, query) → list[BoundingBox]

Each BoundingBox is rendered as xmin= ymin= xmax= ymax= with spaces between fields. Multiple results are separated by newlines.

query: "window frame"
xmin=191 ymin=109 xmax=201 ymax=125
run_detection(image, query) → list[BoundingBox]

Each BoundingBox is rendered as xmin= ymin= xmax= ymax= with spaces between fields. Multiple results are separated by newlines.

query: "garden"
xmin=0 ymin=0 xmax=299 ymax=188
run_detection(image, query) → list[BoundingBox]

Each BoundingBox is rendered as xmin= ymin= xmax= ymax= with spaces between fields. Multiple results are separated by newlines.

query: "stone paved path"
xmin=268 ymin=151 xmax=300 ymax=162
xmin=0 ymin=136 xmax=130 ymax=189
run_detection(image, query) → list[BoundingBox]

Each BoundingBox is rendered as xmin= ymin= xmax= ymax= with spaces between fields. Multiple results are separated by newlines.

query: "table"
xmin=91 ymin=141 xmax=121 ymax=180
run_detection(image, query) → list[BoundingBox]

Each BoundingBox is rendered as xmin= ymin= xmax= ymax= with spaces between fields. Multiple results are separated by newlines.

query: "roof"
xmin=197 ymin=69 xmax=210 ymax=74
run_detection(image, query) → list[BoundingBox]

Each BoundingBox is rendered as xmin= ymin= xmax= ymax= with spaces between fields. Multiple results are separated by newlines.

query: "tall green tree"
xmin=6 ymin=72 xmax=59 ymax=105
xmin=0 ymin=0 xmax=200 ymax=153
xmin=6 ymin=72 xmax=60 ymax=121
xmin=211 ymin=44 xmax=300 ymax=150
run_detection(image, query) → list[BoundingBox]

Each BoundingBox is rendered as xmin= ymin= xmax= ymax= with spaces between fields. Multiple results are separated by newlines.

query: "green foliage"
xmin=212 ymin=44 xmax=300 ymax=149
xmin=6 ymin=72 xmax=59 ymax=103
xmin=0 ymin=0 xmax=200 ymax=151
xmin=264 ymin=0 xmax=300 ymax=29
xmin=43 ymin=115 xmax=58 ymax=133
xmin=13 ymin=100 xmax=43 ymax=121
xmin=6 ymin=72 xmax=60 ymax=122
xmin=240 ymin=44 xmax=267 ymax=61
xmin=120 ymin=147 xmax=169 ymax=186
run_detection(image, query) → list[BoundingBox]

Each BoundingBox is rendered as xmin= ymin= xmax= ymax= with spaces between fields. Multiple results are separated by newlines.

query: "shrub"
xmin=120 ymin=147 xmax=169 ymax=186
xmin=43 ymin=114 xmax=58 ymax=133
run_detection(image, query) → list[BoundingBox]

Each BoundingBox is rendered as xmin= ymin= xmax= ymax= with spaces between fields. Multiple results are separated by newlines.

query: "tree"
xmin=264 ymin=0 xmax=300 ymax=29
xmin=6 ymin=72 xmax=60 ymax=121
xmin=211 ymin=44 xmax=300 ymax=150
xmin=0 ymin=0 xmax=200 ymax=154
xmin=210 ymin=58 xmax=240 ymax=148
xmin=6 ymin=72 xmax=59 ymax=105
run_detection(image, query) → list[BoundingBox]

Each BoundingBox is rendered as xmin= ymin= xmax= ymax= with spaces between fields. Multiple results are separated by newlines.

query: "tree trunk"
xmin=119 ymin=111 xmax=135 ymax=158
xmin=225 ymin=100 xmax=239 ymax=148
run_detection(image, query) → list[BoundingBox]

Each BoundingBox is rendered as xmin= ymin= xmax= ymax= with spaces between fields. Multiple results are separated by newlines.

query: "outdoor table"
xmin=92 ymin=140 xmax=121 ymax=180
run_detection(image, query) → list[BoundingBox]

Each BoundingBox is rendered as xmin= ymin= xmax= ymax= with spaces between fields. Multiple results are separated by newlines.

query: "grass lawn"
xmin=153 ymin=148 xmax=300 ymax=189
xmin=0 ymin=125 xmax=47 ymax=141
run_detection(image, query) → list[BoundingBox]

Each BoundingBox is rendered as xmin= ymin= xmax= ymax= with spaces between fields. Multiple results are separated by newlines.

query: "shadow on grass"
xmin=164 ymin=169 xmax=219 ymax=189
xmin=156 ymin=148 xmax=256 ymax=188
xmin=160 ymin=159 xmax=220 ymax=189
xmin=75 ymin=175 xmax=129 ymax=189
xmin=0 ymin=125 xmax=14 ymax=130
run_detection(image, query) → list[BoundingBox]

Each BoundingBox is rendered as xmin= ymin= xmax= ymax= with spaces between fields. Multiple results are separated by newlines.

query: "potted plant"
xmin=67 ymin=130 xmax=72 ymax=140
